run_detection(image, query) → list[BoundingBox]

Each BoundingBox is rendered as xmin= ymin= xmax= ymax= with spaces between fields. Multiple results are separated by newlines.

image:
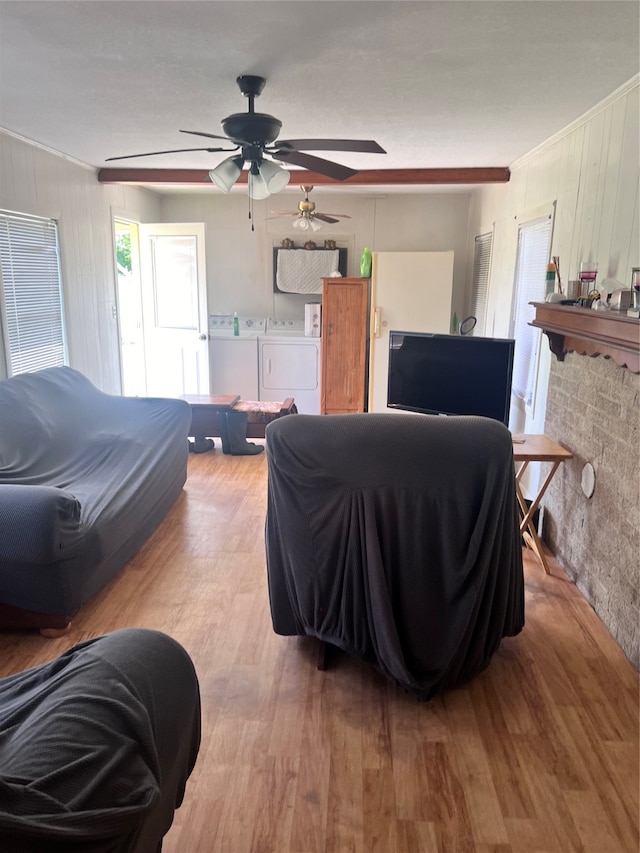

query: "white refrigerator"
xmin=368 ymin=251 xmax=455 ymax=412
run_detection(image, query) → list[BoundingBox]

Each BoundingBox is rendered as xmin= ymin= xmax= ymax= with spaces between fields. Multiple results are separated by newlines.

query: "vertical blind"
xmin=511 ymin=215 xmax=552 ymax=409
xmin=0 ymin=211 xmax=67 ymax=375
xmin=470 ymin=232 xmax=492 ymax=336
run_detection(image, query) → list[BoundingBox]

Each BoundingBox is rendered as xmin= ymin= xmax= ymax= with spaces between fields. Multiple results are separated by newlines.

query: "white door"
xmin=368 ymin=251 xmax=454 ymax=412
xmin=139 ymin=223 xmax=209 ymax=398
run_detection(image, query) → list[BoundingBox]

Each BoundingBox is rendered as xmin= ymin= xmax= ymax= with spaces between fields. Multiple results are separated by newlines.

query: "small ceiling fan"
xmin=270 ymin=186 xmax=351 ymax=231
xmin=106 ymin=75 xmax=386 ymax=199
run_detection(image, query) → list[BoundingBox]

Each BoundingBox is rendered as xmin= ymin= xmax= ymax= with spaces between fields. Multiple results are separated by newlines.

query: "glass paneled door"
xmin=139 ymin=223 xmax=209 ymax=398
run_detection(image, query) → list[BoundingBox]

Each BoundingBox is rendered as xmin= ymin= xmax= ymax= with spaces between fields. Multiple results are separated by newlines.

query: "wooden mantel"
xmin=530 ymin=302 xmax=640 ymax=373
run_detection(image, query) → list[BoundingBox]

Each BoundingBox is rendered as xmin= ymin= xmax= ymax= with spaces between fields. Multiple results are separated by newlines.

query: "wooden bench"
xmin=181 ymin=395 xmax=298 ymax=441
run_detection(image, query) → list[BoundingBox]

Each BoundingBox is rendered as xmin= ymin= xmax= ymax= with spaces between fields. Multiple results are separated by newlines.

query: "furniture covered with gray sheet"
xmin=0 ymin=628 xmax=201 ymax=852
xmin=265 ymin=413 xmax=524 ymax=700
xmin=0 ymin=367 xmax=191 ymax=630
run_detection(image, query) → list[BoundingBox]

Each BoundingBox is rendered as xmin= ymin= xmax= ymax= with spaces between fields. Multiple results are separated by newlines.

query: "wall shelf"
xmin=530 ymin=302 xmax=640 ymax=373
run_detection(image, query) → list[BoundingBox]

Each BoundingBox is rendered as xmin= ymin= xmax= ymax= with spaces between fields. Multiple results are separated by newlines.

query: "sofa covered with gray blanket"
xmin=265 ymin=412 xmax=525 ymax=700
xmin=0 ymin=367 xmax=191 ymax=631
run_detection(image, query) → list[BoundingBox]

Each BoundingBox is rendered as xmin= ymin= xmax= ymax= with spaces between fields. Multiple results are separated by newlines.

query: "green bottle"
xmin=360 ymin=247 xmax=372 ymax=278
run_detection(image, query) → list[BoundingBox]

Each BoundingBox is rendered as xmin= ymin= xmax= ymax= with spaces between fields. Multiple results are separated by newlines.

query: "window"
xmin=470 ymin=231 xmax=492 ymax=336
xmin=0 ymin=210 xmax=67 ymax=376
xmin=510 ymin=213 xmax=553 ymax=413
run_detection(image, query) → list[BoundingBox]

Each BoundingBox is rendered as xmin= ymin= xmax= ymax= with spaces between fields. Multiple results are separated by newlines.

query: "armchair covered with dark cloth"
xmin=0 ymin=629 xmax=201 ymax=853
xmin=265 ymin=413 xmax=524 ymax=700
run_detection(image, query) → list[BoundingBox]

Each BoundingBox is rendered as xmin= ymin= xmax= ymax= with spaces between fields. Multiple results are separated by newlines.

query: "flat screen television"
xmin=387 ymin=331 xmax=515 ymax=426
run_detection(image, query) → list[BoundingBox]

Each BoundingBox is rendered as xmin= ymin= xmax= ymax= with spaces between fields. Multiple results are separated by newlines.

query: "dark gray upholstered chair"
xmin=0 ymin=629 xmax=200 ymax=852
xmin=265 ymin=413 xmax=524 ymax=700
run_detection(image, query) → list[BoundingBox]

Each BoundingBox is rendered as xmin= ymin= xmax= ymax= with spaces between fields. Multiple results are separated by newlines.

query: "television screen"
xmin=387 ymin=331 xmax=515 ymax=426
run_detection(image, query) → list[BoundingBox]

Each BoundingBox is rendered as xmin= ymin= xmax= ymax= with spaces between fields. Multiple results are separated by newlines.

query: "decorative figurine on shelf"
xmin=324 ymin=239 xmax=336 ymax=250
xmin=281 ymin=238 xmax=294 ymax=249
xmin=303 ymin=240 xmax=317 ymax=250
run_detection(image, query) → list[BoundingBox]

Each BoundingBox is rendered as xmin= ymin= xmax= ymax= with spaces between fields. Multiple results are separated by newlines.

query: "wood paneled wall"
xmin=0 ymin=133 xmax=161 ymax=392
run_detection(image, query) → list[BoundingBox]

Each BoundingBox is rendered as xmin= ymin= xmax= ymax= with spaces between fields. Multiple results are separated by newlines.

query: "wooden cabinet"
xmin=321 ymin=277 xmax=369 ymax=414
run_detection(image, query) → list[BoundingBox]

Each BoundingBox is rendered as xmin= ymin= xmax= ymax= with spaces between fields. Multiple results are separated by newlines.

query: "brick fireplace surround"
xmin=533 ymin=305 xmax=639 ymax=668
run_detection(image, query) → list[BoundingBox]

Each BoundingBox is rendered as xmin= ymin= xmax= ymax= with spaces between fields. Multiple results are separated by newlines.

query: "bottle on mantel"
xmin=233 ymin=312 xmax=240 ymax=336
xmin=545 ymin=263 xmax=557 ymax=297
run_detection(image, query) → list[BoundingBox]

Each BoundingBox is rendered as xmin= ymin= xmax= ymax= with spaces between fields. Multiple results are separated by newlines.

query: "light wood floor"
xmin=1 ymin=446 xmax=638 ymax=852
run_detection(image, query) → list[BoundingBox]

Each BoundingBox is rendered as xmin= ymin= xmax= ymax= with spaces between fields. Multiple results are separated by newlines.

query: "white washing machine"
xmin=209 ymin=315 xmax=265 ymax=400
xmin=258 ymin=318 xmax=321 ymax=414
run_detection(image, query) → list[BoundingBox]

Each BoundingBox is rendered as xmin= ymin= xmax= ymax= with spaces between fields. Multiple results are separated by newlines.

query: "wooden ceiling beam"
xmin=97 ymin=167 xmax=510 ymax=186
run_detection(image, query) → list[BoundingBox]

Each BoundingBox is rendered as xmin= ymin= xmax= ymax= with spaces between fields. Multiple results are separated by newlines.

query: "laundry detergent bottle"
xmin=360 ymin=247 xmax=372 ymax=278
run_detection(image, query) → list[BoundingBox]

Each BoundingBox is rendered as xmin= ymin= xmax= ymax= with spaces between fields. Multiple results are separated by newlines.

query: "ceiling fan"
xmin=270 ymin=185 xmax=351 ymax=231
xmin=106 ymin=75 xmax=386 ymax=199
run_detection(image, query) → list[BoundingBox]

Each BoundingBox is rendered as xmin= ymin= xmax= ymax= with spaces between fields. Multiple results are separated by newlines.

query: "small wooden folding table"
xmin=512 ymin=434 xmax=573 ymax=574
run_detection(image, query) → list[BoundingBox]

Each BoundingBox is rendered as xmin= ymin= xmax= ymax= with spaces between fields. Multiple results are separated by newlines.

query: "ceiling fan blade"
xmin=313 ymin=214 xmax=340 ymax=224
xmin=316 ymin=213 xmax=352 ymax=219
xmin=272 ymin=150 xmax=357 ymax=181
xmin=277 ymin=139 xmax=386 ymax=154
xmin=269 ymin=210 xmax=298 ymax=216
xmin=105 ymin=146 xmax=235 ymax=161
xmin=180 ymin=129 xmax=251 ymax=146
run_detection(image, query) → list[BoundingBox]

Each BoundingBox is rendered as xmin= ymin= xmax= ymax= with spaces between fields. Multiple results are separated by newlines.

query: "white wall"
xmin=158 ymin=191 xmax=472 ymax=324
xmin=0 ymin=132 xmax=161 ymax=392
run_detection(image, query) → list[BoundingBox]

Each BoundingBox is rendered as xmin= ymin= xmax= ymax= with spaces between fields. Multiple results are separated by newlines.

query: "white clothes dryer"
xmin=258 ymin=319 xmax=321 ymax=414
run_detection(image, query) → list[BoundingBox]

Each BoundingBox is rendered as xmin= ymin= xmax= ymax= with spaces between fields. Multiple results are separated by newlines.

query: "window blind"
xmin=511 ymin=215 xmax=552 ymax=409
xmin=0 ymin=211 xmax=67 ymax=375
xmin=470 ymin=232 xmax=492 ymax=336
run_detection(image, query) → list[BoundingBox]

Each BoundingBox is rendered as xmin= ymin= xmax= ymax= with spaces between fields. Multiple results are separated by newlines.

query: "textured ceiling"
xmin=0 ymin=1 xmax=638 ymax=192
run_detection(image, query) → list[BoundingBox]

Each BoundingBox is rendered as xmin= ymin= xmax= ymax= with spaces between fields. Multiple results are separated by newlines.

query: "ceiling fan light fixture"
xmin=259 ymin=159 xmax=290 ymax=194
xmin=208 ymin=155 xmax=244 ymax=193
xmin=270 ymin=187 xmax=348 ymax=232
xmin=248 ymin=161 xmax=271 ymax=200
xmin=249 ymin=159 xmax=290 ymax=199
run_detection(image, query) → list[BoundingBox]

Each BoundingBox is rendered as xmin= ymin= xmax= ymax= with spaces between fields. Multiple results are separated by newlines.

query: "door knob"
xmin=198 ymin=333 xmax=207 ymax=341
